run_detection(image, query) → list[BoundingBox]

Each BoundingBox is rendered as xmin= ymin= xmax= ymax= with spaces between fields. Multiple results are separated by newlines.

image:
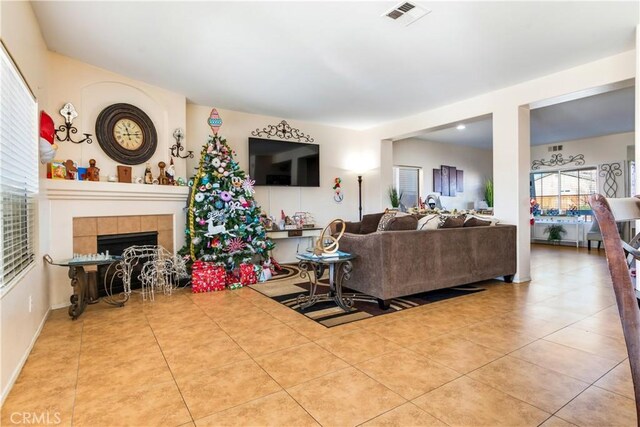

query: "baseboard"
xmin=0 ymin=307 xmax=50 ymax=406
xmin=50 ymin=301 xmax=70 ymax=310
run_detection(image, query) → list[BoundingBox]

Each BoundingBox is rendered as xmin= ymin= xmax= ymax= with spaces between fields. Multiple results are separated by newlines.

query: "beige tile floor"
xmin=1 ymin=244 xmax=637 ymax=426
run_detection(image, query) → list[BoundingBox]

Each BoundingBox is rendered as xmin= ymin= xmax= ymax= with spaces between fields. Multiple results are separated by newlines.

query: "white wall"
xmin=0 ymin=1 xmax=51 ymax=404
xmin=530 ymin=132 xmax=634 ymax=170
xmin=186 ymin=104 xmax=376 ymax=262
xmin=45 ymin=52 xmax=188 ymax=181
xmin=393 ymin=138 xmax=493 ymax=210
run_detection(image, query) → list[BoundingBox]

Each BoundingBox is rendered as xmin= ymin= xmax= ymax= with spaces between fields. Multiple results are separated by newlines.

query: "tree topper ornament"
xmin=208 ymin=108 xmax=223 ymax=135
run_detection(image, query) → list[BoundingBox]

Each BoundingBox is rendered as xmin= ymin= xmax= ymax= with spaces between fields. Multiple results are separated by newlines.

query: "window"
xmin=393 ymin=166 xmax=420 ymax=208
xmin=530 ymin=167 xmax=597 ymax=214
xmin=0 ymin=44 xmax=38 ymax=288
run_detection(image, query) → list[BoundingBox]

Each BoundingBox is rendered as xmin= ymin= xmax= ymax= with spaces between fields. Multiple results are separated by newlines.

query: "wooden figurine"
xmin=64 ymin=160 xmax=78 ymax=180
xmin=158 ymin=161 xmax=169 ymax=185
xmin=87 ymin=159 xmax=100 ymax=182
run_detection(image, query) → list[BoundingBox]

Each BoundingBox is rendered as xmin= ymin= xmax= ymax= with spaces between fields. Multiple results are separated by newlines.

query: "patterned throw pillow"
xmin=465 ymin=214 xmax=499 ymax=226
xmin=377 ymin=211 xmax=397 ymax=231
xmin=464 ymin=217 xmax=492 ymax=227
xmin=438 ymin=215 xmax=466 ymax=228
xmin=416 ymin=214 xmax=440 ymax=230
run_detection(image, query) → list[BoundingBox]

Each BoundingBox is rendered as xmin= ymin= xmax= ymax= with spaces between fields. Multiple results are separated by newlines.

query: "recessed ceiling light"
xmin=456 ymin=124 xmax=466 ymax=130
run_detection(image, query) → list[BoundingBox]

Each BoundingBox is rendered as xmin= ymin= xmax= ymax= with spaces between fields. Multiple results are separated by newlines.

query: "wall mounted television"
xmin=248 ymin=137 xmax=320 ymax=187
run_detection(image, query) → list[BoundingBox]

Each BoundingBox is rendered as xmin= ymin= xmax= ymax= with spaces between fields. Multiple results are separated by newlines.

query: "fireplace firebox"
xmin=97 ymin=231 xmax=158 ymax=297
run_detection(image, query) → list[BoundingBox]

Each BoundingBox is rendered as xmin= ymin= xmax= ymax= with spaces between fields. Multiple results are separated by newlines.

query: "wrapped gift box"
xmin=240 ymin=263 xmax=257 ymax=286
xmin=191 ymin=261 xmax=226 ymax=293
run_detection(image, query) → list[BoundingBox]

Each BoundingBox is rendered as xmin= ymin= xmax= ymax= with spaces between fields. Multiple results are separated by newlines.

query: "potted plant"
xmin=484 ymin=179 xmax=494 ymax=208
xmin=544 ymin=224 xmax=567 ymax=244
xmin=388 ymin=187 xmax=403 ymax=209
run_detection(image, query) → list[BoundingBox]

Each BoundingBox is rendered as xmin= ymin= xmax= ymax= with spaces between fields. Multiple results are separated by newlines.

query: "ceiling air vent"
xmin=383 ymin=2 xmax=431 ymax=27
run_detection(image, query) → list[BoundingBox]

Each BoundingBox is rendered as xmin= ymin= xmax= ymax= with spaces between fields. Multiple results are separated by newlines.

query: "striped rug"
xmin=250 ymin=277 xmax=485 ymax=327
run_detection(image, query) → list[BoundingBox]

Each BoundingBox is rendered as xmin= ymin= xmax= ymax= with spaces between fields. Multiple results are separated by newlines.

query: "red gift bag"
xmin=191 ymin=261 xmax=226 ymax=293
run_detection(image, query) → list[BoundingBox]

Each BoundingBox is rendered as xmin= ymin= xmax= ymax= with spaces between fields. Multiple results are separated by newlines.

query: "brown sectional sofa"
xmin=338 ymin=214 xmax=517 ymax=309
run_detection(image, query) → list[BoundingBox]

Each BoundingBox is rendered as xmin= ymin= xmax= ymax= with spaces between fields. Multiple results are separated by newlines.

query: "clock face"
xmin=113 ymin=118 xmax=144 ymax=150
xmin=96 ymin=103 xmax=157 ymax=165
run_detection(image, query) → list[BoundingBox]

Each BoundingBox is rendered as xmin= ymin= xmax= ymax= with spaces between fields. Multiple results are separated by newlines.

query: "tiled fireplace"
xmin=72 ymin=215 xmax=174 ymax=254
xmin=43 ymin=179 xmax=188 ymax=308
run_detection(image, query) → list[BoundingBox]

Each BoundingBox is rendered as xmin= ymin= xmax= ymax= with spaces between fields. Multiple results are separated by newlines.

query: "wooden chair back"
xmin=588 ymin=194 xmax=640 ymax=422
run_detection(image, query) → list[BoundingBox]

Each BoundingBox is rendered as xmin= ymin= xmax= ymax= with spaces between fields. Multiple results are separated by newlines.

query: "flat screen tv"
xmin=248 ymin=137 xmax=320 ymax=187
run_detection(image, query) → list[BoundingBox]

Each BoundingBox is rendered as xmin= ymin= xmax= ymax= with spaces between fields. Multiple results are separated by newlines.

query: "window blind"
xmin=0 ymin=44 xmax=38 ymax=288
xmin=396 ymin=166 xmax=420 ymax=208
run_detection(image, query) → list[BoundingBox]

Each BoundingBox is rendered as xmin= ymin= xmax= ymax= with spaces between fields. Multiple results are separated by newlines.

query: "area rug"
xmin=250 ymin=278 xmax=485 ymax=327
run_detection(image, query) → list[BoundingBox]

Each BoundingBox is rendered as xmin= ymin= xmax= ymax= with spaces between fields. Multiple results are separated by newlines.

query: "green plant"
xmin=388 ymin=187 xmax=403 ymax=208
xmin=484 ymin=179 xmax=494 ymax=207
xmin=544 ymin=224 xmax=567 ymax=243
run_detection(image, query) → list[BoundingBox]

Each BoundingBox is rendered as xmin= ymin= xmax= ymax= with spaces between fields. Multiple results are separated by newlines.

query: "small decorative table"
xmin=296 ymin=251 xmax=356 ymax=311
xmin=43 ymin=254 xmax=123 ymax=320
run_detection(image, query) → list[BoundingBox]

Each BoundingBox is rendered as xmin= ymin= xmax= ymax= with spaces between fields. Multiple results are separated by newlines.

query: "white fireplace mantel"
xmin=41 ymin=179 xmax=189 ymax=201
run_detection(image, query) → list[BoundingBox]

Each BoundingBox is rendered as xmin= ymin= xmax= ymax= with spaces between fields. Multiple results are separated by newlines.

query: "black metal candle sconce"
xmin=55 ymin=103 xmax=92 ymax=144
xmin=169 ymin=128 xmax=193 ymax=159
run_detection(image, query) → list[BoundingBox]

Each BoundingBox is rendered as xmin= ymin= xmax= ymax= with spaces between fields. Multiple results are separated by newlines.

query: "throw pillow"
xmin=465 ymin=214 xmax=499 ymax=226
xmin=438 ymin=215 xmax=466 ymax=228
xmin=416 ymin=214 xmax=440 ymax=230
xmin=387 ymin=215 xmax=418 ymax=231
xmin=361 ymin=213 xmax=385 ymax=234
xmin=464 ymin=217 xmax=492 ymax=227
xmin=377 ymin=211 xmax=397 ymax=231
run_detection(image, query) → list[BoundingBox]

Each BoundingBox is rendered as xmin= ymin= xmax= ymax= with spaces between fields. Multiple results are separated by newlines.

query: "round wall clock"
xmin=95 ymin=103 xmax=157 ymax=165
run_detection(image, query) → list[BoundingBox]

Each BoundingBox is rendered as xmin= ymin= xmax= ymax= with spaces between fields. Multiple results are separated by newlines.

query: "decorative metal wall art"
xmin=55 ymin=103 xmax=93 ymax=144
xmin=599 ymin=162 xmax=623 ymax=197
xmin=531 ymin=153 xmax=585 ymax=170
xmin=251 ymin=120 xmax=314 ymax=143
xmin=170 ymin=128 xmax=193 ymax=159
xmin=433 ymin=165 xmax=463 ymax=196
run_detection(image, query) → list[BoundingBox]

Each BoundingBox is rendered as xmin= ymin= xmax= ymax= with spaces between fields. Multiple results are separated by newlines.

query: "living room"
xmin=1 ymin=1 xmax=639 ymax=426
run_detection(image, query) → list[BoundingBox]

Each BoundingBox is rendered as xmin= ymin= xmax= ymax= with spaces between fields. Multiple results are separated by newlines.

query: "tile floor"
xmin=1 ymin=244 xmax=637 ymax=426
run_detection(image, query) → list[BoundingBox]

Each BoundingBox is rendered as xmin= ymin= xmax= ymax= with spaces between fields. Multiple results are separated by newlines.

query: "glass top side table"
xmin=44 ymin=254 xmax=123 ymax=320
xmin=295 ymin=252 xmax=356 ymax=312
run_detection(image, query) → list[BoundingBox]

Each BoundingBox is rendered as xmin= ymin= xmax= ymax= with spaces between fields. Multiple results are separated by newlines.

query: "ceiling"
xmin=32 ymin=1 xmax=638 ymax=130
xmin=413 ymin=86 xmax=635 ymax=149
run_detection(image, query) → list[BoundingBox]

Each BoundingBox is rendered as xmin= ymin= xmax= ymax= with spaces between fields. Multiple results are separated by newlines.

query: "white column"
xmin=635 ymin=25 xmax=640 ymax=199
xmin=493 ymin=105 xmax=531 ymax=282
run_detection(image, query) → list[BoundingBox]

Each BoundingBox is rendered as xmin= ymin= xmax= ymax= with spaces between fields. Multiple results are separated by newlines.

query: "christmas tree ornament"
xmin=208 ymin=108 xmax=223 ymax=135
xmin=212 ymin=158 xmax=221 ymax=168
xmin=195 ymin=193 xmax=205 ymax=203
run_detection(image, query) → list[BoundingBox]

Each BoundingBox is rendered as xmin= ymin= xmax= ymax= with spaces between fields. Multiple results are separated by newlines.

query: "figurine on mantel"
xmin=167 ymin=159 xmax=176 ymax=185
xmin=87 ymin=159 xmax=100 ymax=181
xmin=144 ymin=162 xmax=153 ymax=184
xmin=158 ymin=161 xmax=169 ymax=185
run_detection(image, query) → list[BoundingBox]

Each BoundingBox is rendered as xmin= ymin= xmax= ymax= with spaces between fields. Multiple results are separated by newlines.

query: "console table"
xmin=44 ymin=254 xmax=122 ymax=319
xmin=267 ymin=227 xmax=322 ymax=255
xmin=296 ymin=252 xmax=356 ymax=311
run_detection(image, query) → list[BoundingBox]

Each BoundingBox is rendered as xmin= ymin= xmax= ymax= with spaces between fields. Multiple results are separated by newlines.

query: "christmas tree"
xmin=182 ymin=109 xmax=274 ymax=276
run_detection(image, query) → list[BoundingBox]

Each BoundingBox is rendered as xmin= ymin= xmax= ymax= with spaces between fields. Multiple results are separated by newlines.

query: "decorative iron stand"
xmin=55 ymin=103 xmax=92 ymax=144
xmin=169 ymin=127 xmax=193 ymax=159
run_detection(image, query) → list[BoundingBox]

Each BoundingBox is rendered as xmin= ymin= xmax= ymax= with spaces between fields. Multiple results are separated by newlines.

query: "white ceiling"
xmin=413 ymin=86 xmax=635 ymax=149
xmin=32 ymin=1 xmax=638 ymax=130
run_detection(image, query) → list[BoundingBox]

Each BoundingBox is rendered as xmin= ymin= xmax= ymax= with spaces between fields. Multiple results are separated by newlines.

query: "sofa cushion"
xmin=464 ymin=216 xmax=492 ymax=227
xmin=377 ymin=211 xmax=397 ymax=231
xmin=361 ymin=213 xmax=385 ymax=234
xmin=387 ymin=215 xmax=418 ymax=231
xmin=465 ymin=214 xmax=499 ymax=226
xmin=417 ymin=214 xmax=440 ymax=230
xmin=439 ymin=215 xmax=466 ymax=228
xmin=344 ymin=221 xmax=362 ymax=234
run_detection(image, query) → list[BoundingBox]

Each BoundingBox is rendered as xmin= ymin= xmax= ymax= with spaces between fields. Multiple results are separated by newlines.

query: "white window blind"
xmin=0 ymin=44 xmax=38 ymax=288
xmin=394 ymin=166 xmax=420 ymax=208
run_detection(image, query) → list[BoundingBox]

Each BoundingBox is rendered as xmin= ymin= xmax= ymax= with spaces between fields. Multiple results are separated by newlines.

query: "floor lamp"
xmin=358 ymin=175 xmax=363 ymax=221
